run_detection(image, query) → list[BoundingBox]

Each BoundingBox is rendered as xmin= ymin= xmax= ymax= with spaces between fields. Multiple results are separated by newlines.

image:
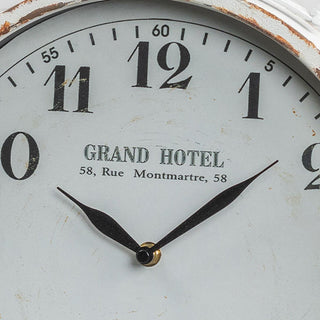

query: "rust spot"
xmin=0 ymin=2 xmax=66 ymax=36
xmin=212 ymin=4 xmax=314 ymax=57
xmin=130 ymin=116 xmax=143 ymax=123
xmin=15 ymin=292 xmax=29 ymax=302
xmin=314 ymin=68 xmax=320 ymax=79
xmin=0 ymin=21 xmax=10 ymax=35
xmin=274 ymin=34 xmax=300 ymax=56
xmin=292 ymin=107 xmax=300 ymax=117
xmin=4 ymin=0 xmax=34 ymax=13
xmin=18 ymin=3 xmax=66 ymax=24
xmin=245 ymin=2 xmax=316 ymax=48
xmin=239 ymin=16 xmax=300 ymax=55
xmin=238 ymin=13 xmax=300 ymax=57
xmin=215 ymin=6 xmax=238 ymax=19
xmin=312 ymin=129 xmax=316 ymax=136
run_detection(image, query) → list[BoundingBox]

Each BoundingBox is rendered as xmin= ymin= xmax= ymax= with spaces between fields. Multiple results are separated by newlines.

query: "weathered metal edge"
xmin=0 ymin=0 xmax=320 ymax=79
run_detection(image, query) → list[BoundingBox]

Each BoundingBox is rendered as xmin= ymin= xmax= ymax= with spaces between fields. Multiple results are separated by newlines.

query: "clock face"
xmin=0 ymin=0 xmax=319 ymax=318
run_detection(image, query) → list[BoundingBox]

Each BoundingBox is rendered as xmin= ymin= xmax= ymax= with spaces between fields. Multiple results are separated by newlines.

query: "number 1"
xmin=238 ymin=72 xmax=263 ymax=120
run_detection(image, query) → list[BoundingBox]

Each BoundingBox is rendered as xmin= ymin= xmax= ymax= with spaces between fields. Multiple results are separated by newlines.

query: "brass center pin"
xmin=138 ymin=242 xmax=161 ymax=267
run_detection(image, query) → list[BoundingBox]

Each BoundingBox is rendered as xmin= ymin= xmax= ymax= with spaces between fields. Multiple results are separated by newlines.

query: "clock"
xmin=0 ymin=0 xmax=319 ymax=319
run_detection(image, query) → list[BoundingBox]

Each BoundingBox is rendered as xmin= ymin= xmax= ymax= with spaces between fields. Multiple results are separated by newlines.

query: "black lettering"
xmin=1 ymin=132 xmax=40 ymax=180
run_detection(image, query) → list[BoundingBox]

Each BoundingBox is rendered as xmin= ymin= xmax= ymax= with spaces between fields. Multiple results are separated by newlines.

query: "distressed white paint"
xmin=0 ymin=0 xmax=319 ymax=11
xmin=1 ymin=0 xmax=318 ymax=20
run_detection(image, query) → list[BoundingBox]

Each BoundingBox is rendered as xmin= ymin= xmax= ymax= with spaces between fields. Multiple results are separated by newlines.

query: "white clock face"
xmin=0 ymin=0 xmax=319 ymax=318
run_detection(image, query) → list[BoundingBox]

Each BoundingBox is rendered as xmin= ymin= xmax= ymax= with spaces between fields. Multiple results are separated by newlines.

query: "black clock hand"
xmin=151 ymin=160 xmax=278 ymax=252
xmin=57 ymin=187 xmax=140 ymax=253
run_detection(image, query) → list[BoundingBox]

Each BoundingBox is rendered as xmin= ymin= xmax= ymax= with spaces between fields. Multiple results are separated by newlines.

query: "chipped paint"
xmin=4 ymin=0 xmax=34 ymax=13
xmin=217 ymin=8 xmax=302 ymax=57
xmin=274 ymin=34 xmax=300 ymax=56
xmin=244 ymin=1 xmax=316 ymax=49
xmin=314 ymin=68 xmax=320 ymax=78
xmin=0 ymin=21 xmax=10 ymax=35
xmin=209 ymin=3 xmax=317 ymax=59
xmin=195 ymin=0 xmax=320 ymax=79
xmin=18 ymin=3 xmax=66 ymax=24
xmin=0 ymin=0 xmax=71 ymax=36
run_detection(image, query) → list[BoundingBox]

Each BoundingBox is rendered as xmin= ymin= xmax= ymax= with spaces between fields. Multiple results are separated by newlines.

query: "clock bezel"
xmin=0 ymin=0 xmax=320 ymax=80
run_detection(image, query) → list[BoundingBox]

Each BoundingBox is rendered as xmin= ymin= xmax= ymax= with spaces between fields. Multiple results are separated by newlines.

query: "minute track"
xmin=0 ymin=16 xmax=319 ymax=101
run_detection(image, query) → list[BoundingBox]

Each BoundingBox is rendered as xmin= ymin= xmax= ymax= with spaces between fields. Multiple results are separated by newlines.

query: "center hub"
xmin=136 ymin=242 xmax=162 ymax=267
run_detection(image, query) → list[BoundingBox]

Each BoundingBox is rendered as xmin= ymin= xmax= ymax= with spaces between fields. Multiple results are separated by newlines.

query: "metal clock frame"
xmin=0 ymin=0 xmax=320 ymax=80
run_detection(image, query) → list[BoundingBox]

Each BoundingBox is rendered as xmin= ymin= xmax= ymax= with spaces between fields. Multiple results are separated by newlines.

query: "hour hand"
xmin=57 ymin=187 xmax=140 ymax=253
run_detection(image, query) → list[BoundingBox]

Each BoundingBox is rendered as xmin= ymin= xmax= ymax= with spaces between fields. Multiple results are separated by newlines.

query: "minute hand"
xmin=152 ymin=160 xmax=278 ymax=252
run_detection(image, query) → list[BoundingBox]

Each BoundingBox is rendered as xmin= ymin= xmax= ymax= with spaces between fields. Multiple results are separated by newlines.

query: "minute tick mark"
xmin=180 ymin=28 xmax=185 ymax=41
xmin=26 ymin=62 xmax=35 ymax=74
xmin=282 ymin=76 xmax=292 ymax=87
xmin=8 ymin=76 xmax=17 ymax=87
xmin=135 ymin=26 xmax=139 ymax=38
xmin=244 ymin=49 xmax=253 ymax=61
xmin=224 ymin=40 xmax=231 ymax=52
xmin=300 ymin=92 xmax=310 ymax=103
xmin=67 ymin=40 xmax=74 ymax=53
xmin=89 ymin=33 xmax=96 ymax=46
xmin=112 ymin=28 xmax=117 ymax=41
xmin=202 ymin=33 xmax=208 ymax=45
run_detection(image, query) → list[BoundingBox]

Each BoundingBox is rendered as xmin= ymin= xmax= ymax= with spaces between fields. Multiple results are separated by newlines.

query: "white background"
xmin=0 ymin=0 xmax=320 ymax=13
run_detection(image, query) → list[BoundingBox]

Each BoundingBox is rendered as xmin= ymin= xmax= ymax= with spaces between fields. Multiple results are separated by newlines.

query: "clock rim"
xmin=0 ymin=0 xmax=319 ymax=80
